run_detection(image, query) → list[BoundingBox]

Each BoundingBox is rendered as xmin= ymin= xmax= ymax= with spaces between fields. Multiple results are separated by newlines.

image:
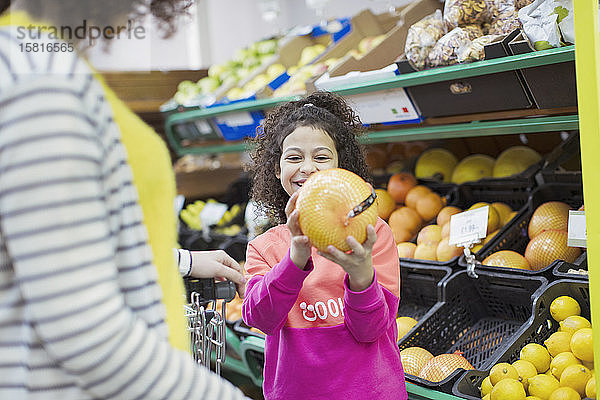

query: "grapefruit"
xmin=296 ymin=168 xmax=377 ymax=252
xmin=417 ymin=225 xmax=442 ymax=245
xmin=418 ymin=352 xmax=474 ymax=382
xmin=437 ymin=237 xmax=462 ymax=262
xmin=397 ymin=242 xmax=417 ymax=258
xmin=415 ymin=148 xmax=458 ymax=183
xmin=387 ymin=172 xmax=417 ymax=204
xmin=375 ymin=189 xmax=396 ymax=220
xmin=468 ymin=202 xmax=500 ymax=234
xmin=524 ymin=230 xmax=581 ymax=270
xmin=491 ymin=202 xmax=513 ymax=227
xmin=441 ymin=222 xmax=451 ymax=238
xmin=493 ymin=146 xmax=542 ymax=178
xmin=482 ymin=250 xmax=531 ymax=270
xmin=451 ymin=154 xmax=495 ymax=184
xmin=400 ymin=347 xmax=434 ymax=376
xmin=396 ymin=316 xmax=418 ymax=340
xmin=405 ymin=185 xmax=432 ymax=209
xmin=529 ymin=201 xmax=571 ymax=239
xmin=389 ymin=207 xmax=422 ymax=241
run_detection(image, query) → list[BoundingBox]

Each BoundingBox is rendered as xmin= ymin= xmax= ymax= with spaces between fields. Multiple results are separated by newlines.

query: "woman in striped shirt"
xmin=0 ymin=1 xmax=249 ymax=399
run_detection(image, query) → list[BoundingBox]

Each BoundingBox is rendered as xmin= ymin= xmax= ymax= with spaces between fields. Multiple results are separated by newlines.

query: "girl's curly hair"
xmin=1 ymin=0 xmax=192 ymax=38
xmin=248 ymin=91 xmax=372 ymax=224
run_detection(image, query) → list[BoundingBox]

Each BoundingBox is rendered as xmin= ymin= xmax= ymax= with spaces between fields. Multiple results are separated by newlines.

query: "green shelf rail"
xmin=165 ymin=45 xmax=576 ymax=156
xmin=236 ymin=336 xmax=466 ymax=400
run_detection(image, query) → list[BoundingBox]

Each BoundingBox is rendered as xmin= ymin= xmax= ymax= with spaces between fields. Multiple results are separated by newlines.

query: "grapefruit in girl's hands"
xmin=296 ymin=168 xmax=377 ymax=252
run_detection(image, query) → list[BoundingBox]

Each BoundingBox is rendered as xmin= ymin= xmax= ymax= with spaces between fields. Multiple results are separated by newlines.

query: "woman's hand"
xmin=190 ymin=250 xmax=246 ymax=297
xmin=318 ymin=224 xmax=377 ymax=291
xmin=286 ymin=192 xmax=312 ymax=269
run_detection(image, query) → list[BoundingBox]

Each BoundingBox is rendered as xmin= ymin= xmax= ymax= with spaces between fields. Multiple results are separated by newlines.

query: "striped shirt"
xmin=0 ymin=27 xmax=248 ymax=399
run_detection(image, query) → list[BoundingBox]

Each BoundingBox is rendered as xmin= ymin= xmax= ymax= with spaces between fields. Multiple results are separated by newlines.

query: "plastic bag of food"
xmin=518 ymin=0 xmax=561 ymax=50
xmin=488 ymin=0 xmax=520 ymax=35
xmin=457 ymin=34 xmax=502 ymax=62
xmin=427 ymin=25 xmax=484 ymax=67
xmin=444 ymin=0 xmax=490 ymax=29
xmin=405 ymin=10 xmax=448 ymax=70
xmin=515 ymin=0 xmax=535 ymax=10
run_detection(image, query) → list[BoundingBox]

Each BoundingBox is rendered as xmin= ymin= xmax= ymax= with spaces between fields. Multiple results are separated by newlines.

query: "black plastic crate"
xmin=453 ymin=279 xmax=590 ymax=400
xmin=538 ymin=131 xmax=582 ymax=185
xmin=552 ymin=253 xmax=588 ymax=280
xmin=398 ymin=269 xmax=547 ymax=394
xmin=397 ymin=262 xmax=452 ymax=321
xmin=458 ymin=182 xmax=584 ymax=277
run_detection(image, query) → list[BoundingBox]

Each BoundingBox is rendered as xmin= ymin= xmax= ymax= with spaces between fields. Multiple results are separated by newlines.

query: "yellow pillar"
xmin=573 ymin=0 xmax=600 ymax=383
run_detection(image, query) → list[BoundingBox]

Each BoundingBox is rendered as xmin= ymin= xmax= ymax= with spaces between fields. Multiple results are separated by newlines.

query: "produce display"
xmin=480 ymin=295 xmax=595 ymax=399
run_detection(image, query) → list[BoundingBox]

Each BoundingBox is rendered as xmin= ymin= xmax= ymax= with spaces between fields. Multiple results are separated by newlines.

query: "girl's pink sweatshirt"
xmin=242 ymin=218 xmax=408 ymax=400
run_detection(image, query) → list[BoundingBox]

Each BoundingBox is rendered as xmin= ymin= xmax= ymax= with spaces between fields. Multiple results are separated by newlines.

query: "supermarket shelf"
xmin=170 ymin=114 xmax=578 ymax=155
xmin=165 ymin=46 xmax=576 ymax=156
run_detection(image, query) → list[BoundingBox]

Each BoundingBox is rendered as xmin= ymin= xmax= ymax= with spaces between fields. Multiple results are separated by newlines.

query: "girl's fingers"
xmin=285 ymin=192 xmax=299 ymax=218
xmin=345 ymin=235 xmax=365 ymax=257
xmin=364 ymin=225 xmax=377 ymax=250
xmin=287 ymin=209 xmax=303 ymax=236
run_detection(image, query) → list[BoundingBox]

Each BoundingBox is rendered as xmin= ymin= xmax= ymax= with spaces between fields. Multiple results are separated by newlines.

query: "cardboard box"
xmin=328 ymin=0 xmax=443 ymax=78
xmin=263 ymin=8 xmax=405 ymax=99
xmin=395 ymin=30 xmax=534 ymax=118
xmin=508 ymin=32 xmax=577 ymax=109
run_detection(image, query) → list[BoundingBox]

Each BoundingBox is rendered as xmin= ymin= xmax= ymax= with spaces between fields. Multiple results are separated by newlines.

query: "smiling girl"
xmin=242 ymin=91 xmax=407 ymax=399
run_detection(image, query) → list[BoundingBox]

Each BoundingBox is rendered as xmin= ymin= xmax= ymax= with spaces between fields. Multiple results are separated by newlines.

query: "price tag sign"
xmin=215 ymin=112 xmax=254 ymax=127
xmin=567 ymin=210 xmax=587 ymax=248
xmin=449 ymin=206 xmax=489 ymax=246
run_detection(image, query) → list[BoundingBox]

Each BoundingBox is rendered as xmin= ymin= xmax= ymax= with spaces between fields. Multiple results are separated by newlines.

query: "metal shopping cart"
xmin=184 ymin=278 xmax=237 ymax=375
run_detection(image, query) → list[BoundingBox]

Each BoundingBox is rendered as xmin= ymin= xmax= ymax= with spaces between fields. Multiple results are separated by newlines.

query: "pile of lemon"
xmin=480 ymin=295 xmax=595 ymax=400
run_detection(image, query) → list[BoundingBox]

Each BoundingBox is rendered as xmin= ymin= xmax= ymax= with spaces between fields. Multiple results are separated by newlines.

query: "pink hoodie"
xmin=242 ymin=218 xmax=407 ymax=400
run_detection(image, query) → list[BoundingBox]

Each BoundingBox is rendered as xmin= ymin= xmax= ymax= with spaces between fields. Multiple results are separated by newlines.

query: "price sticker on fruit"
xmin=448 ymin=206 xmax=489 ymax=247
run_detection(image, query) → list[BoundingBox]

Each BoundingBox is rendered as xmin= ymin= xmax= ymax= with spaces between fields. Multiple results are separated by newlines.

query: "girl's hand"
xmin=286 ymin=192 xmax=312 ymax=269
xmin=318 ymin=224 xmax=377 ymax=291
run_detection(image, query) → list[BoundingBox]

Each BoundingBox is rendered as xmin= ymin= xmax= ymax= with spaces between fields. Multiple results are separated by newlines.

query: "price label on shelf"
xmin=215 ymin=112 xmax=254 ymax=127
xmin=449 ymin=206 xmax=489 ymax=246
xmin=567 ymin=210 xmax=587 ymax=248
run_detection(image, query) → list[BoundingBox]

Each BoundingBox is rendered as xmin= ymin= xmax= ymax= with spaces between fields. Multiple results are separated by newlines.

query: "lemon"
xmin=560 ymin=364 xmax=592 ymax=397
xmin=550 ymin=352 xmax=581 ymax=380
xmin=526 ymin=397 xmax=544 ymax=400
xmin=490 ymin=362 xmax=520 ymax=385
xmin=481 ymin=376 xmax=493 ymax=397
xmin=396 ymin=317 xmax=418 ymax=340
xmin=490 ymin=378 xmax=526 ymax=400
xmin=550 ymin=296 xmax=581 ymax=322
xmin=586 ymin=375 xmax=596 ymax=398
xmin=483 ymin=394 xmax=491 ymax=400
xmin=513 ymin=359 xmax=538 ymax=390
xmin=528 ymin=374 xmax=560 ymax=399
xmin=548 ymin=386 xmax=582 ymax=400
xmin=560 ymin=316 xmax=591 ymax=335
xmin=570 ymin=328 xmax=594 ymax=362
xmin=521 ymin=343 xmax=552 ymax=373
xmin=545 ymin=332 xmax=574 ymax=357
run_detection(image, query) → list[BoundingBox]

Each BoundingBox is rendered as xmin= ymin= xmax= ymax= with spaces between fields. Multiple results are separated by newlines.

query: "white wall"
xmin=87 ymin=0 xmax=415 ymax=71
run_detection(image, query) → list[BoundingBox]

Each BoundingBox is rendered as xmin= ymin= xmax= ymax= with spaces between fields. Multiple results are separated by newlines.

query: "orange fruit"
xmin=525 ymin=230 xmax=582 ymax=270
xmin=437 ymin=206 xmax=462 ymax=227
xmin=297 ymin=168 xmax=377 ymax=252
xmin=419 ymin=352 xmax=474 ymax=382
xmin=482 ymin=250 xmax=530 ymax=270
xmin=389 ymin=206 xmax=422 ymax=234
xmin=416 ymin=192 xmax=444 ymax=222
xmin=397 ymin=242 xmax=417 ymax=258
xmin=441 ymin=222 xmax=451 ymax=238
xmin=400 ymin=347 xmax=434 ymax=376
xmin=375 ymin=189 xmax=396 ymax=220
xmin=405 ymin=185 xmax=432 ymax=209
xmin=529 ymin=201 xmax=571 ymax=239
xmin=387 ymin=172 xmax=417 ymax=204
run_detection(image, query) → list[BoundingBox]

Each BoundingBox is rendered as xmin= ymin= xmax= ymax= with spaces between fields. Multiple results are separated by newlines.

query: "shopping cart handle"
xmin=185 ymin=277 xmax=237 ymax=303
xmin=214 ymin=280 xmax=237 ymax=302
